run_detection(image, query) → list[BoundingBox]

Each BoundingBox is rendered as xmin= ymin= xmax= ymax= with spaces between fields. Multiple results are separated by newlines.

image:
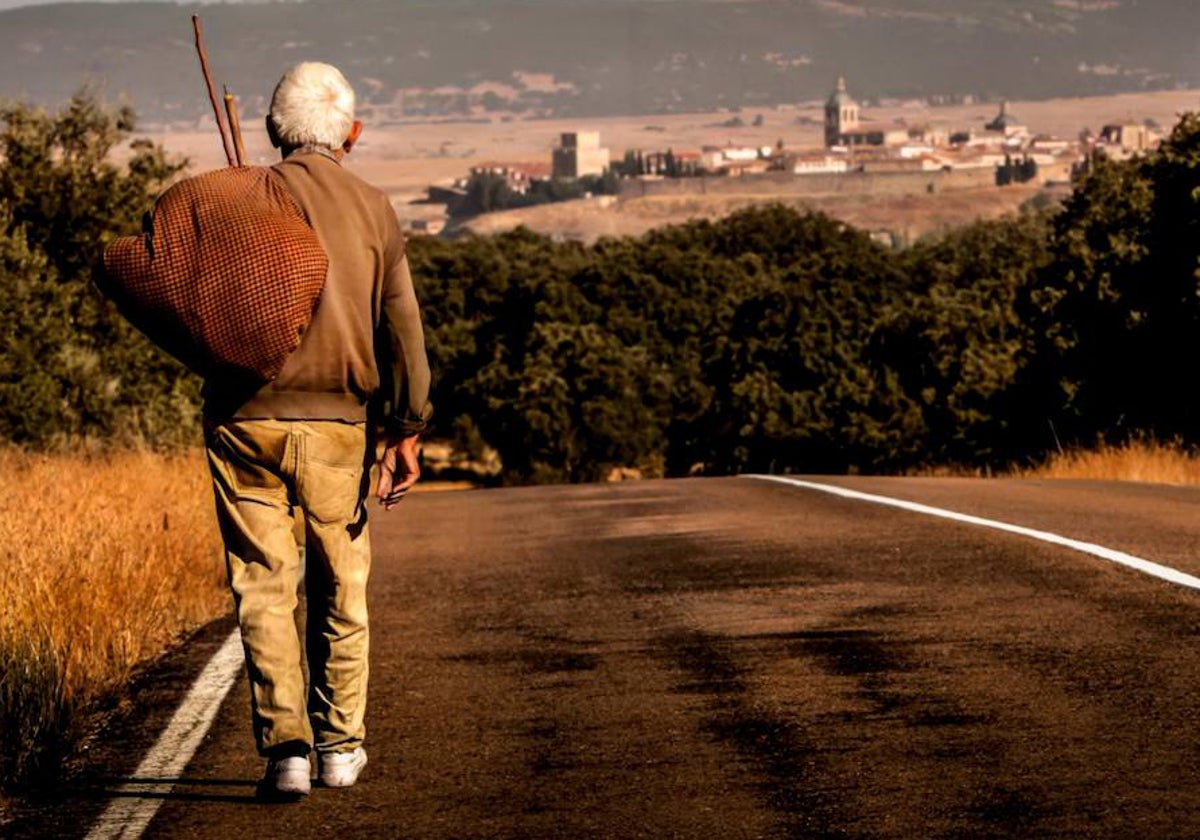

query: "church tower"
xmin=825 ymin=76 xmax=859 ymax=147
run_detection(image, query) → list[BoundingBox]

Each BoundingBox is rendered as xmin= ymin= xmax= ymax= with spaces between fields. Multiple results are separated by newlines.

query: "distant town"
xmin=413 ymin=77 xmax=1162 ymax=239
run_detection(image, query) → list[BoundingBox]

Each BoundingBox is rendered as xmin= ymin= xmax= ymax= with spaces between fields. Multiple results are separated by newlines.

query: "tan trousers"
xmin=205 ymin=419 xmax=372 ymax=757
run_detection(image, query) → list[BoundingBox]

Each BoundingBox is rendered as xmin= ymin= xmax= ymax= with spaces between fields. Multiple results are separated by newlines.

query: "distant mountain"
xmin=1 ymin=0 xmax=1196 ymax=123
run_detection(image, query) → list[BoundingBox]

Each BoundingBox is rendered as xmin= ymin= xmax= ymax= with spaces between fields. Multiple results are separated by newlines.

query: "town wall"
xmin=617 ymin=163 xmax=1072 ymax=201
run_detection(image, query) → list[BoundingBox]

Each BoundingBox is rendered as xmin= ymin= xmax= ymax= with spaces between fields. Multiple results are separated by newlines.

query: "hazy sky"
xmin=0 ymin=0 xmax=672 ymax=8
xmin=0 ymin=0 xmax=174 ymax=7
xmin=0 ymin=0 xmax=240 ymax=8
xmin=0 ymin=0 xmax=673 ymax=8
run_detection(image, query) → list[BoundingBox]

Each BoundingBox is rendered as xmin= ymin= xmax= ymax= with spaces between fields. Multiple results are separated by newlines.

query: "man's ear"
xmin=265 ymin=114 xmax=282 ymax=149
xmin=343 ymin=120 xmax=364 ymax=155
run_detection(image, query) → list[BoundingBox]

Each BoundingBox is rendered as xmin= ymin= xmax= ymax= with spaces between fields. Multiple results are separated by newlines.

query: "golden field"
xmin=0 ymin=448 xmax=225 ymax=785
xmin=459 ymin=182 xmax=1060 ymax=244
xmin=1027 ymin=439 xmax=1200 ymax=485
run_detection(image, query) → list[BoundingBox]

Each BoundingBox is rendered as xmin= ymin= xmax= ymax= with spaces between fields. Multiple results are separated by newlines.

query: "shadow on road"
xmin=88 ymin=777 xmax=261 ymax=806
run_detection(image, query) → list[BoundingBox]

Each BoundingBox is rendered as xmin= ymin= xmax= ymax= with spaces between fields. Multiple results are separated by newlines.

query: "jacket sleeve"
xmin=379 ymin=227 xmax=433 ymax=437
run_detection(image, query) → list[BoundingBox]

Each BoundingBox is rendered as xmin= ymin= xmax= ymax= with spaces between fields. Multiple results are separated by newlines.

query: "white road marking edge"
xmin=749 ymin=475 xmax=1200 ymax=592
xmin=87 ymin=475 xmax=1198 ymax=837
xmin=84 ymin=628 xmax=244 ymax=840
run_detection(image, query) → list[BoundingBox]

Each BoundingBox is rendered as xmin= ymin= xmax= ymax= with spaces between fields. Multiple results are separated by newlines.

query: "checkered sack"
xmin=100 ymin=166 xmax=328 ymax=382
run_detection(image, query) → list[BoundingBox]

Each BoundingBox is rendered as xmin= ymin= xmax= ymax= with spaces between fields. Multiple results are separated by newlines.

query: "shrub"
xmin=0 ymin=89 xmax=197 ymax=448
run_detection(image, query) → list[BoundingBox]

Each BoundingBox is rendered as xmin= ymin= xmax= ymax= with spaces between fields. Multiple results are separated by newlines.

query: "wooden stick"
xmin=223 ymin=86 xmax=247 ymax=167
xmin=192 ymin=14 xmax=236 ymax=167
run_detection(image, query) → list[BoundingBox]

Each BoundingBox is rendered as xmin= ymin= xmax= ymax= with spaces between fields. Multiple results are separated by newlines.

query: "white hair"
xmin=269 ymin=62 xmax=356 ymax=149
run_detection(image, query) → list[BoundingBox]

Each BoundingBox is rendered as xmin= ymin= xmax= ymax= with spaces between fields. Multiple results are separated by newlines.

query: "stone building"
xmin=986 ymin=102 xmax=1027 ymax=138
xmin=824 ymin=77 xmax=907 ymax=148
xmin=825 ymin=76 xmax=860 ymax=147
xmin=552 ymin=131 xmax=611 ymax=179
xmin=1096 ymin=123 xmax=1157 ymax=159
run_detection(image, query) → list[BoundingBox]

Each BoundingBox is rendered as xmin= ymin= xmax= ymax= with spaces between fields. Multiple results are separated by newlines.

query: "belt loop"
xmin=283 ymin=423 xmax=300 ymax=482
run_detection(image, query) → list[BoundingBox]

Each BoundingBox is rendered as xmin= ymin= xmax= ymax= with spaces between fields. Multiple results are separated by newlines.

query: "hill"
xmin=0 ymin=0 xmax=1197 ymax=122
xmin=455 ymin=184 xmax=1060 ymax=244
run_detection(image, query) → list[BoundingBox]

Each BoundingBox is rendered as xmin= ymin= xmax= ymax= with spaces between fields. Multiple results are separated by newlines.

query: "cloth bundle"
xmin=101 ymin=166 xmax=328 ymax=382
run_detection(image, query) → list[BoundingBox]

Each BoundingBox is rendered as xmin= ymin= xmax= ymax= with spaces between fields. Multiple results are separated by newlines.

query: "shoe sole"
xmin=255 ymin=781 xmax=311 ymax=802
xmin=257 ymin=763 xmax=312 ymax=801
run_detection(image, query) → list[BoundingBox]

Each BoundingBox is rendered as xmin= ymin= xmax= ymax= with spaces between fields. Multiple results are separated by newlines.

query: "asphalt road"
xmin=24 ymin=476 xmax=1200 ymax=838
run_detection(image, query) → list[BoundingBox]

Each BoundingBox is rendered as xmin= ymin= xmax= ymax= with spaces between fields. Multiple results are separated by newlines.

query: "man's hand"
xmin=376 ymin=434 xmax=420 ymax=509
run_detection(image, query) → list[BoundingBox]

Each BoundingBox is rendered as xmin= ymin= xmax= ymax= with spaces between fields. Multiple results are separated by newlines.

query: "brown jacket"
xmin=203 ymin=151 xmax=432 ymax=435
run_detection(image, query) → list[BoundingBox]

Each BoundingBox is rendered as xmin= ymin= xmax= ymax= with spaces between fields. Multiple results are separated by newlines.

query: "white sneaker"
xmin=318 ymin=747 xmax=368 ymax=788
xmin=260 ymin=755 xmax=311 ymax=799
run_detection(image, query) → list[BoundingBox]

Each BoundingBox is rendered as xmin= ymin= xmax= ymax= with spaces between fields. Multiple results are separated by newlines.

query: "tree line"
xmin=4 ymin=91 xmax=1200 ymax=483
xmin=458 ymin=169 xmax=619 ymax=217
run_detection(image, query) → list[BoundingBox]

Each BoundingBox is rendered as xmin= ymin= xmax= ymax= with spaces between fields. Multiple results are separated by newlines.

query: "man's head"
xmin=268 ymin=62 xmax=362 ymax=155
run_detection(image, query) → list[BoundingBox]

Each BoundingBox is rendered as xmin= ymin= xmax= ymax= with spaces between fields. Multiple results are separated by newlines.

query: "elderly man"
xmin=202 ymin=61 xmax=431 ymax=799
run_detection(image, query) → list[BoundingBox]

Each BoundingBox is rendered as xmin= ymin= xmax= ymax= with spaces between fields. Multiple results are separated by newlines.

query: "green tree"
xmin=0 ymin=89 xmax=194 ymax=447
xmin=887 ymin=212 xmax=1052 ymax=467
xmin=0 ymin=212 xmax=68 ymax=441
xmin=1034 ymin=150 xmax=1155 ymax=442
xmin=463 ymin=170 xmax=510 ymax=215
xmin=633 ymin=206 xmax=922 ymax=474
xmin=479 ymin=321 xmax=670 ymax=483
xmin=1139 ymin=113 xmax=1200 ymax=436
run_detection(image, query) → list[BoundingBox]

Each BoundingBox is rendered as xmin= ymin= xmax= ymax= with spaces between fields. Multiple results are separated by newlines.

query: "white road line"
xmin=750 ymin=475 xmax=1200 ymax=592
xmin=85 ymin=628 xmax=244 ymax=840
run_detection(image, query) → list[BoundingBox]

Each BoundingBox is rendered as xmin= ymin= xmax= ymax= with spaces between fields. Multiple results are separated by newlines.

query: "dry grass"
xmin=459 ymin=184 xmax=1056 ymax=245
xmin=0 ymin=448 xmax=226 ymax=786
xmin=1026 ymin=440 xmax=1200 ymax=485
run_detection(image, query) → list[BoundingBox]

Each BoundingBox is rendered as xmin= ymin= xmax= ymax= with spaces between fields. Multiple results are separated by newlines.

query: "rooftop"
xmin=987 ymin=101 xmax=1023 ymax=131
xmin=827 ymin=76 xmax=856 ymax=109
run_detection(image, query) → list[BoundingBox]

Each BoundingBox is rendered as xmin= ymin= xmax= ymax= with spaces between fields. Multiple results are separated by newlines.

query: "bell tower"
xmin=825 ymin=76 xmax=859 ymax=147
